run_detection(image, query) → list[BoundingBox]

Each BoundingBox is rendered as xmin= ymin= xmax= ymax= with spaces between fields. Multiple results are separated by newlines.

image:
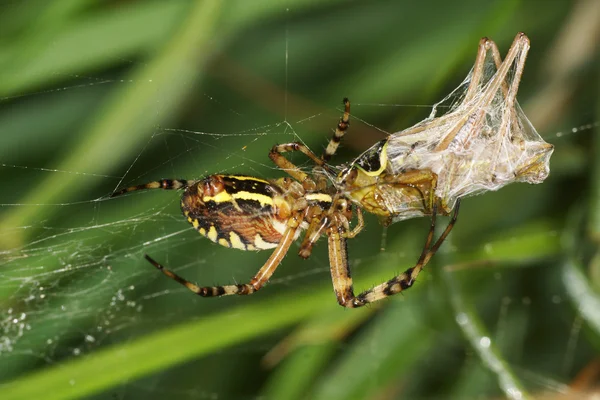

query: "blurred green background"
xmin=0 ymin=0 xmax=599 ymax=399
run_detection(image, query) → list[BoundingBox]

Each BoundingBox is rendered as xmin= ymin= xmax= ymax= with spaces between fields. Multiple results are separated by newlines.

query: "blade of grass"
xmin=0 ymin=0 xmax=222 ymax=251
xmin=261 ymin=305 xmax=377 ymax=399
xmin=562 ymin=201 xmax=600 ymax=342
xmin=262 ymin=344 xmax=337 ymax=400
xmin=442 ymin=266 xmax=531 ymax=400
xmin=0 ymin=218 xmax=562 ymax=399
xmin=0 ymin=2 xmax=188 ymax=97
xmin=562 ymin=259 xmax=600 ymax=339
xmin=309 ymin=297 xmax=434 ymax=400
xmin=449 ymin=309 xmax=529 ymax=398
xmin=0 ymin=285 xmax=335 ymax=400
xmin=589 ymin=72 xmax=600 ymax=289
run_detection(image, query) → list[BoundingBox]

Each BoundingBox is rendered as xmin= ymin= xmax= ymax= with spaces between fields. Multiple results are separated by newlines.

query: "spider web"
xmin=0 ymin=2 xmax=599 ymax=399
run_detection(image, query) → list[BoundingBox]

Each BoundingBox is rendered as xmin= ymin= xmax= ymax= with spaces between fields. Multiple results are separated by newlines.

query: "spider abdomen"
xmin=181 ymin=175 xmax=294 ymax=251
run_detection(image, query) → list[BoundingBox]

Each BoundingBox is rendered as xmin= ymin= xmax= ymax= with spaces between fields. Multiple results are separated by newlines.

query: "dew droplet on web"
xmin=506 ymin=387 xmax=523 ymax=400
xmin=552 ymin=295 xmax=562 ymax=304
xmin=455 ymin=312 xmax=469 ymax=326
xmin=479 ymin=336 xmax=491 ymax=348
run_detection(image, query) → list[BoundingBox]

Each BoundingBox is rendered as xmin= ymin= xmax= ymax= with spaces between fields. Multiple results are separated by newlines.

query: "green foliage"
xmin=0 ymin=0 xmax=598 ymax=399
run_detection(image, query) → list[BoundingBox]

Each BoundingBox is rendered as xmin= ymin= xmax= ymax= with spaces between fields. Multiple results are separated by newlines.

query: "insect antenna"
xmin=111 ymin=179 xmax=193 ymax=198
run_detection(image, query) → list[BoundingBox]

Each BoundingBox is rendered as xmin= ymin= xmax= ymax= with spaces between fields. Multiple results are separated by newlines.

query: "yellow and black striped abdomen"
xmin=181 ymin=175 xmax=289 ymax=251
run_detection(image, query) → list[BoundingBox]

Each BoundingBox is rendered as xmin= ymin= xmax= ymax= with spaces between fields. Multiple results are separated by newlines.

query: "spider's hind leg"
xmin=111 ymin=179 xmax=191 ymax=198
xmin=145 ymin=212 xmax=304 ymax=297
xmin=145 ymin=254 xmax=257 ymax=296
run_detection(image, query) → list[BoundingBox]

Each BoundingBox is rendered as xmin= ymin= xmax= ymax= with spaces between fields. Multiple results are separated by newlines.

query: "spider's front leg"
xmin=269 ymin=98 xmax=350 ymax=190
xmin=269 ymin=143 xmax=323 ymax=191
xmin=322 ymin=97 xmax=350 ymax=162
xmin=327 ymin=200 xmax=460 ymax=308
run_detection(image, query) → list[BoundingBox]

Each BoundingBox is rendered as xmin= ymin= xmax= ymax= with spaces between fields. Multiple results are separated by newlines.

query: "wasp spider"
xmin=112 ymin=34 xmax=553 ymax=307
xmin=112 ymin=98 xmax=458 ymax=308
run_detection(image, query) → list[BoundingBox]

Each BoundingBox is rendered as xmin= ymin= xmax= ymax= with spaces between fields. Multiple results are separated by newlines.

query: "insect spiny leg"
xmin=322 ymin=97 xmax=350 ymax=162
xmin=424 ymin=199 xmax=460 ymax=261
xmin=416 ymin=204 xmax=437 ymax=264
xmin=111 ymin=179 xmax=191 ymax=198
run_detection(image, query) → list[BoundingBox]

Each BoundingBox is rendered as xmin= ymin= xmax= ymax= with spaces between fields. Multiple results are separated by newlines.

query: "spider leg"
xmin=270 ymin=141 xmax=340 ymax=192
xmin=269 ymin=98 xmax=350 ymax=189
xmin=328 ymin=200 xmax=460 ymax=308
xmin=270 ymin=142 xmax=327 ymax=169
xmin=145 ymin=214 xmax=303 ymax=297
xmin=344 ymin=208 xmax=364 ymax=239
xmin=322 ymin=97 xmax=350 ymax=162
xmin=298 ymin=209 xmax=330 ymax=259
xmin=314 ymin=97 xmax=350 ymax=190
xmin=298 ymin=196 xmax=361 ymax=259
xmin=111 ymin=179 xmax=191 ymax=198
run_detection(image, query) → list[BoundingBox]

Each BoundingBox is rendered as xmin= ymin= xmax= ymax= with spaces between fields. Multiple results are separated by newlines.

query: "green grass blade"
xmin=0 ymin=287 xmax=333 ymax=400
xmin=0 ymin=0 xmax=222 ymax=250
xmin=0 ymin=2 xmax=188 ymax=97
xmin=562 ymin=259 xmax=600 ymax=339
xmin=442 ymin=267 xmax=531 ymax=400
xmin=0 ymin=217 xmax=564 ymax=399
